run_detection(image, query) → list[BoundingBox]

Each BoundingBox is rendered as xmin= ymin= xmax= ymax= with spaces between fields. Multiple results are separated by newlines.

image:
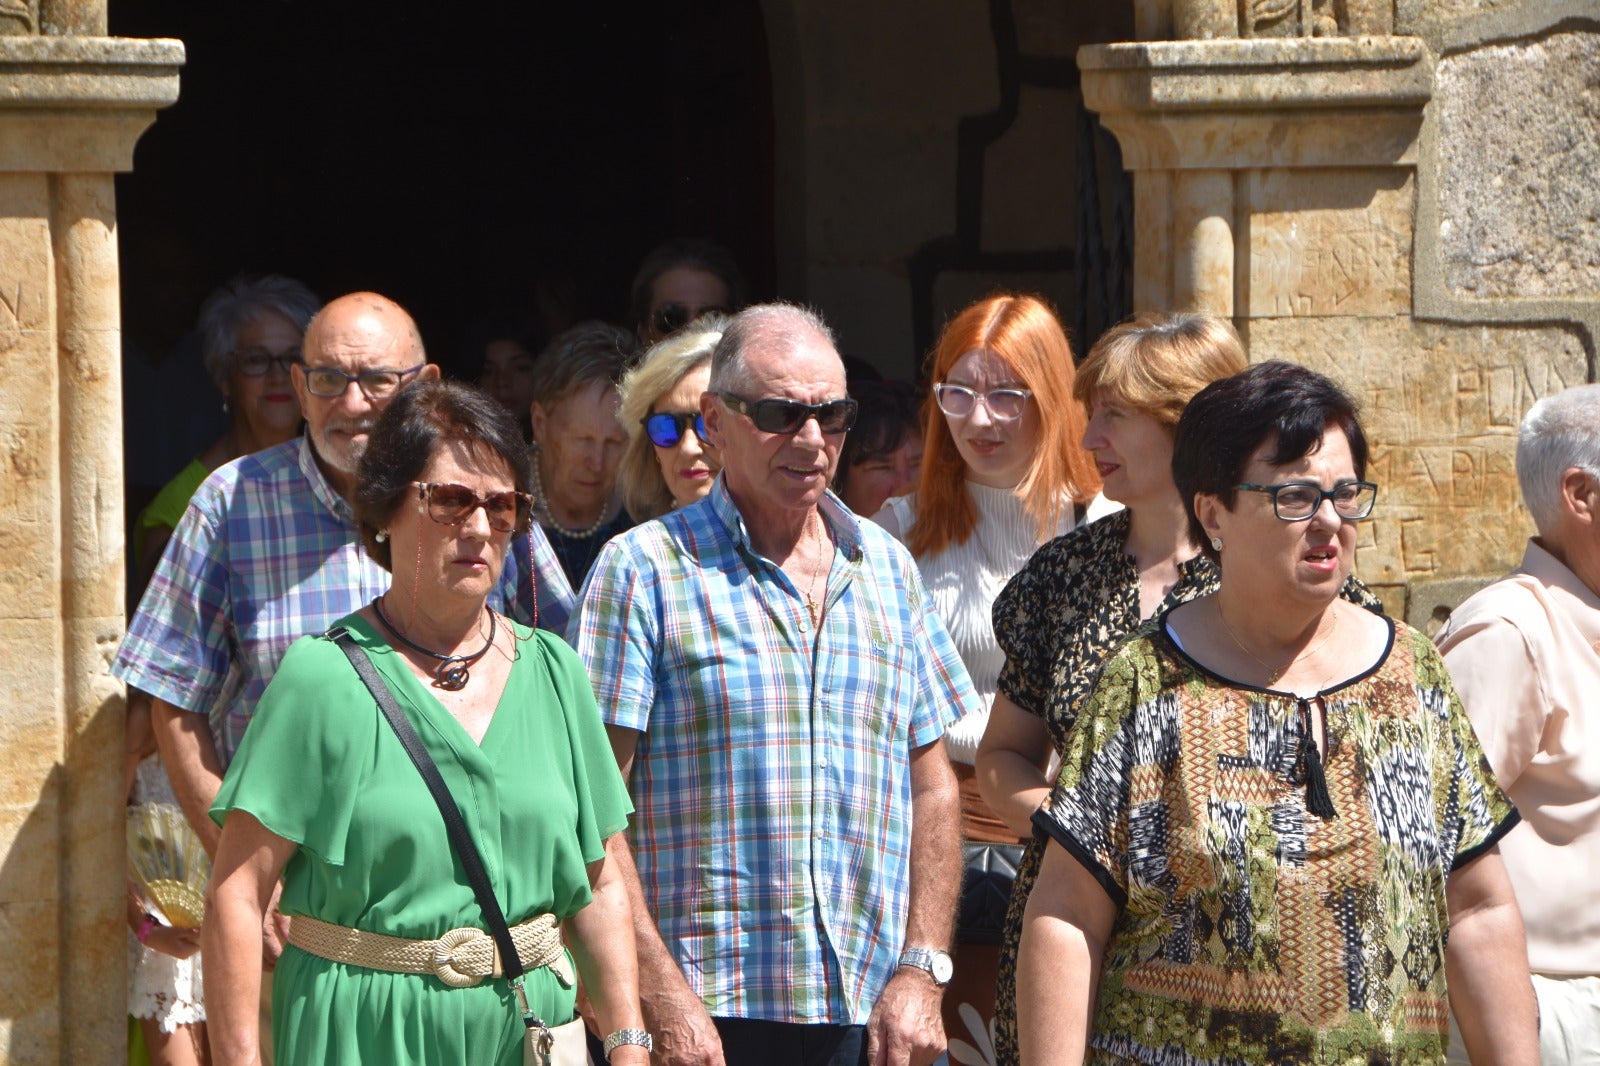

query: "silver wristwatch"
xmin=898 ymin=947 xmax=954 ymax=986
xmin=603 ymin=1027 xmax=653 ymax=1059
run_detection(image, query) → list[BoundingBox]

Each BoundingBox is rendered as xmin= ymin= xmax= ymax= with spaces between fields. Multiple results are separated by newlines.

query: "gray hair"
xmin=198 ymin=274 xmax=321 ymax=389
xmin=530 ymin=321 xmax=638 ymax=407
xmin=708 ymin=303 xmax=837 ymax=396
xmin=616 ymin=314 xmax=727 ymax=520
xmin=1517 ymin=383 xmax=1600 ymax=536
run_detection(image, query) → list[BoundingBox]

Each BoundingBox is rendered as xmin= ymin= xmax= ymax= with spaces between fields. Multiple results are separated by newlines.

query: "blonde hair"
xmin=910 ymin=294 xmax=1099 ymax=559
xmin=1073 ymin=312 xmax=1246 ymax=431
xmin=616 ymin=314 xmax=728 ymax=520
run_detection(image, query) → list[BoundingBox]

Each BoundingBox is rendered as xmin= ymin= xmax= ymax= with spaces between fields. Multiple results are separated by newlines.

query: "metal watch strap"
xmin=603 ymin=1027 xmax=653 ymax=1059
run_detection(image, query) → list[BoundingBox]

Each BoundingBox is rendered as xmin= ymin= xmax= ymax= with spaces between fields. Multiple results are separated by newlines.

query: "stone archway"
xmin=0 ymin=8 xmax=180 ymax=1061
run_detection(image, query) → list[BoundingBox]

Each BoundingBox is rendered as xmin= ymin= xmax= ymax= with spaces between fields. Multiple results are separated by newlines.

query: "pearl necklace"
xmin=529 ymin=443 xmax=609 ymax=540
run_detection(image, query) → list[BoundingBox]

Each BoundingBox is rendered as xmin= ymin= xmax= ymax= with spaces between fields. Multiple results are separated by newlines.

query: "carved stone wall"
xmin=1083 ymin=2 xmax=1599 ymax=624
xmin=0 ymin=30 xmax=181 ymax=1064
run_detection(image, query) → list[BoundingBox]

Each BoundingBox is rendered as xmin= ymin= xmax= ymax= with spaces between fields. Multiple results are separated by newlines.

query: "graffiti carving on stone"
xmin=1253 ymin=319 xmax=1587 ymax=583
xmin=1245 ymin=170 xmax=1413 ymax=317
xmin=0 ymin=0 xmax=38 ymax=35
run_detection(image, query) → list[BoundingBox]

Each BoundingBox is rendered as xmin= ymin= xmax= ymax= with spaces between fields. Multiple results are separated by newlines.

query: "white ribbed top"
xmin=873 ymin=484 xmax=1120 ymax=764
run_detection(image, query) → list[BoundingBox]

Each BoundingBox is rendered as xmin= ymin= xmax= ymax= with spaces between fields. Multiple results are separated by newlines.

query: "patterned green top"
xmin=1034 ymin=616 xmax=1518 ymax=1065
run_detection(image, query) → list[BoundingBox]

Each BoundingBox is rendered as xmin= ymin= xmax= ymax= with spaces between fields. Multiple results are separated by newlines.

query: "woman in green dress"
xmin=203 ymin=381 xmax=650 ymax=1065
xmin=1016 ymin=362 xmax=1537 ymax=1064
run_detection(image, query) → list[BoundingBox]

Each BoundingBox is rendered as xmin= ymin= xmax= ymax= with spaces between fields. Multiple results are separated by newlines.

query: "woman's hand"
xmin=975 ymin=693 xmax=1055 ymax=838
xmin=145 ymin=923 xmax=203 ymax=961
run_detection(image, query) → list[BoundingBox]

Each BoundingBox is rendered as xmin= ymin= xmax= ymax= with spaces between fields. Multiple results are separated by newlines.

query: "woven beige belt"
xmin=287 ymin=912 xmax=574 ymax=989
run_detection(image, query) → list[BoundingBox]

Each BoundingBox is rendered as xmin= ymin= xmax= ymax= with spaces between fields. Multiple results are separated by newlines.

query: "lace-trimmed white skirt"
xmin=128 ymin=755 xmax=205 ymax=1031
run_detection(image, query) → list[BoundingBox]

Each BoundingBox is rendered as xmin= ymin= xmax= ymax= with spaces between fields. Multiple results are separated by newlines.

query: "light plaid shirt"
xmin=113 ymin=435 xmax=573 ymax=763
xmin=568 ymin=479 xmax=977 ymax=1024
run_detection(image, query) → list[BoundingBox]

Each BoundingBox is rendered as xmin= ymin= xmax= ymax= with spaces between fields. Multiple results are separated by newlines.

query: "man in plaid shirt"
xmin=570 ymin=304 xmax=977 ymax=1066
xmin=115 ymin=292 xmax=572 ymax=853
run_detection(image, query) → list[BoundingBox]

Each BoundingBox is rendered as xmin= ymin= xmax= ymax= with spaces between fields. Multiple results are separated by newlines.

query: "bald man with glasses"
xmin=570 ymin=304 xmax=978 ymax=1066
xmin=114 ymin=294 xmax=573 ymax=1044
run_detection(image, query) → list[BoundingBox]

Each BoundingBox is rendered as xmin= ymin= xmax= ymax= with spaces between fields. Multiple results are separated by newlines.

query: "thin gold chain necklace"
xmin=1215 ymin=602 xmax=1339 ymax=687
xmin=804 ymin=517 xmax=831 ymax=626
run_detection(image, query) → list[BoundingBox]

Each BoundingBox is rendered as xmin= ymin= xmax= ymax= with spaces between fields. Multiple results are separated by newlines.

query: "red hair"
xmin=908 ymin=294 xmax=1100 ymax=559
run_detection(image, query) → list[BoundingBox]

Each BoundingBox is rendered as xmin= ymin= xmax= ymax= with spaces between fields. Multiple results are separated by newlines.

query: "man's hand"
xmin=866 ymin=968 xmax=945 ymax=1066
xmin=262 ymin=880 xmax=291 ymax=972
xmin=643 ymin=982 xmax=726 ymax=1066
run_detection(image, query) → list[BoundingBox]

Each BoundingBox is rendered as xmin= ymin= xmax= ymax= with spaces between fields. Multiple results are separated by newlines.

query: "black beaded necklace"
xmin=372 ymin=597 xmax=497 ymax=692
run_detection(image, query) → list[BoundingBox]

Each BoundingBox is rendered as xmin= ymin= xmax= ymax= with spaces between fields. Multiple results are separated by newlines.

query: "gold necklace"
xmin=1216 ymin=602 xmax=1339 ymax=687
xmin=804 ymin=518 xmax=831 ymax=626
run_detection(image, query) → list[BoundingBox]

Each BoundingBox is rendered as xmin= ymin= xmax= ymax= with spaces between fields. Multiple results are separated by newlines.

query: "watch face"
xmin=931 ymin=952 xmax=954 ymax=984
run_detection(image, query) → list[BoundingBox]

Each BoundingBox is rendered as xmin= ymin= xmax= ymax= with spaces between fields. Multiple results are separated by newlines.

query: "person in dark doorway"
xmin=832 ymin=379 xmax=923 ymax=519
xmin=628 ymin=238 xmax=747 ymax=346
xmin=528 ymin=321 xmax=638 ymax=588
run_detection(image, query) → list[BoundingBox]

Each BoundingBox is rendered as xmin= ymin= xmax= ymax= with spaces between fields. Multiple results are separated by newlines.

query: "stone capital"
xmin=1079 ymin=36 xmax=1433 ymax=169
xmin=0 ymin=36 xmax=184 ymax=172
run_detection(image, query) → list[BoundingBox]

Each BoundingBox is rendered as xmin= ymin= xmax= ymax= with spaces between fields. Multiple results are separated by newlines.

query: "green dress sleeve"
xmin=535 ymin=631 xmax=633 ymax=864
xmin=211 ymin=628 xmax=378 ymax=867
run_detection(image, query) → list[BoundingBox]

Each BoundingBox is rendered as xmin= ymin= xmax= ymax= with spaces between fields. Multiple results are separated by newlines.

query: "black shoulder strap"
xmin=328 ymin=626 xmax=525 ymax=979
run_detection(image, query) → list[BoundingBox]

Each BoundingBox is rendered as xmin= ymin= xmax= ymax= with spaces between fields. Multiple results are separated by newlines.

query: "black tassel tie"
xmin=1296 ymin=697 xmax=1338 ymax=820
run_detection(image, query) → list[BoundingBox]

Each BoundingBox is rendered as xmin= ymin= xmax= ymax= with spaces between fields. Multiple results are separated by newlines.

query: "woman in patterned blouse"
xmin=1015 ymin=361 xmax=1536 ymax=1064
xmin=977 ymin=312 xmax=1249 ymax=1065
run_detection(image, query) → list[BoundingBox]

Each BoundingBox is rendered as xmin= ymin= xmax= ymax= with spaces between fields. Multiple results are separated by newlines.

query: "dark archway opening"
xmin=111 ymin=0 xmax=774 ymax=520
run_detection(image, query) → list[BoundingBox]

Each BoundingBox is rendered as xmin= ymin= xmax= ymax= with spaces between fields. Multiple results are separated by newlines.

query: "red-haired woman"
xmin=872 ymin=293 xmax=1113 ymax=1056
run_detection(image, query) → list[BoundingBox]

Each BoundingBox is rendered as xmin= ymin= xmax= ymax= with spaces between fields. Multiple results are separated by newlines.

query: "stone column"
xmin=1079 ymin=27 xmax=1590 ymax=616
xmin=0 ymin=31 xmax=181 ymax=1064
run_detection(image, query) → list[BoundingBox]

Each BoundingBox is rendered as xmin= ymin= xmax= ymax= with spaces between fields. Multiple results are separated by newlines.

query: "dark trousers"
xmin=712 ymin=1017 xmax=869 ymax=1066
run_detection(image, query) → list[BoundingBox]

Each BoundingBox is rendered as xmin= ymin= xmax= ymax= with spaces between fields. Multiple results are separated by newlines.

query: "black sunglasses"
xmin=642 ymin=411 xmax=709 ymax=449
xmin=717 ymin=392 xmax=859 ymax=435
xmin=652 ymin=301 xmax=729 ymax=337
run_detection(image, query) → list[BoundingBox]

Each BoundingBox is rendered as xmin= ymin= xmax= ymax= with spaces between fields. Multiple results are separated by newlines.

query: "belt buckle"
xmin=432 ymin=926 xmax=491 ymax=987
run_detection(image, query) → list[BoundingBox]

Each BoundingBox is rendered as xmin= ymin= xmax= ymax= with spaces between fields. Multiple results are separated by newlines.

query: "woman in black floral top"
xmin=1012 ymin=361 xmax=1534 ymax=1064
xmin=978 ymin=314 xmax=1367 ymax=1064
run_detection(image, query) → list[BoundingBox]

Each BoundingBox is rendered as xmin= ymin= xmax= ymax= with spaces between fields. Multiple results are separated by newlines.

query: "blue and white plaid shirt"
xmin=568 ymin=479 xmax=978 ymax=1024
xmin=113 ymin=435 xmax=573 ymax=763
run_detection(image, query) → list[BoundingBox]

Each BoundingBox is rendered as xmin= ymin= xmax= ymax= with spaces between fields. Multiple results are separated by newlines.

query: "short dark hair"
xmin=833 ymin=379 xmax=921 ymax=501
xmin=627 ymin=238 xmax=748 ymax=332
xmin=353 ymin=380 xmax=533 ymax=570
xmin=530 ymin=321 xmax=638 ymax=408
xmin=1172 ymin=360 xmax=1368 ymax=560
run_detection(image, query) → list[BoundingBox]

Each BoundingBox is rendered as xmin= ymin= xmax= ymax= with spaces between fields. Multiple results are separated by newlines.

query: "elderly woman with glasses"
xmin=614 ymin=315 xmax=727 ymax=521
xmin=132 ymin=274 xmax=321 ymax=590
xmin=204 ymin=381 xmax=651 ymax=1066
xmin=871 ymin=293 xmax=1113 ymax=1055
xmin=1017 ymin=361 xmax=1537 ymax=1065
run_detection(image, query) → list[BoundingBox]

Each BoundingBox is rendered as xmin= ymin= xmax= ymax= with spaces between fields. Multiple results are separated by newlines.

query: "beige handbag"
xmin=526 ymin=1014 xmax=591 ymax=1066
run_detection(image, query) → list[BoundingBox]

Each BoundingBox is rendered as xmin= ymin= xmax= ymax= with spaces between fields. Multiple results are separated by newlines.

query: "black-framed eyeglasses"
xmin=653 ymin=302 xmax=728 ymax=337
xmin=932 ymin=383 xmax=1032 ymax=422
xmin=717 ymin=392 xmax=859 ymax=435
xmin=301 ymin=363 xmax=425 ymax=400
xmin=412 ymin=481 xmax=532 ymax=534
xmin=233 ymin=347 xmax=303 ymax=377
xmin=1235 ymin=480 xmax=1378 ymax=521
xmin=642 ymin=411 xmax=709 ymax=449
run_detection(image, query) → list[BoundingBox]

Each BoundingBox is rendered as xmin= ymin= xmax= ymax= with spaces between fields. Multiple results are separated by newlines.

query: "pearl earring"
xmin=1211 ymin=537 xmax=1223 ymax=551
xmin=375 ymin=530 xmax=389 ymax=543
